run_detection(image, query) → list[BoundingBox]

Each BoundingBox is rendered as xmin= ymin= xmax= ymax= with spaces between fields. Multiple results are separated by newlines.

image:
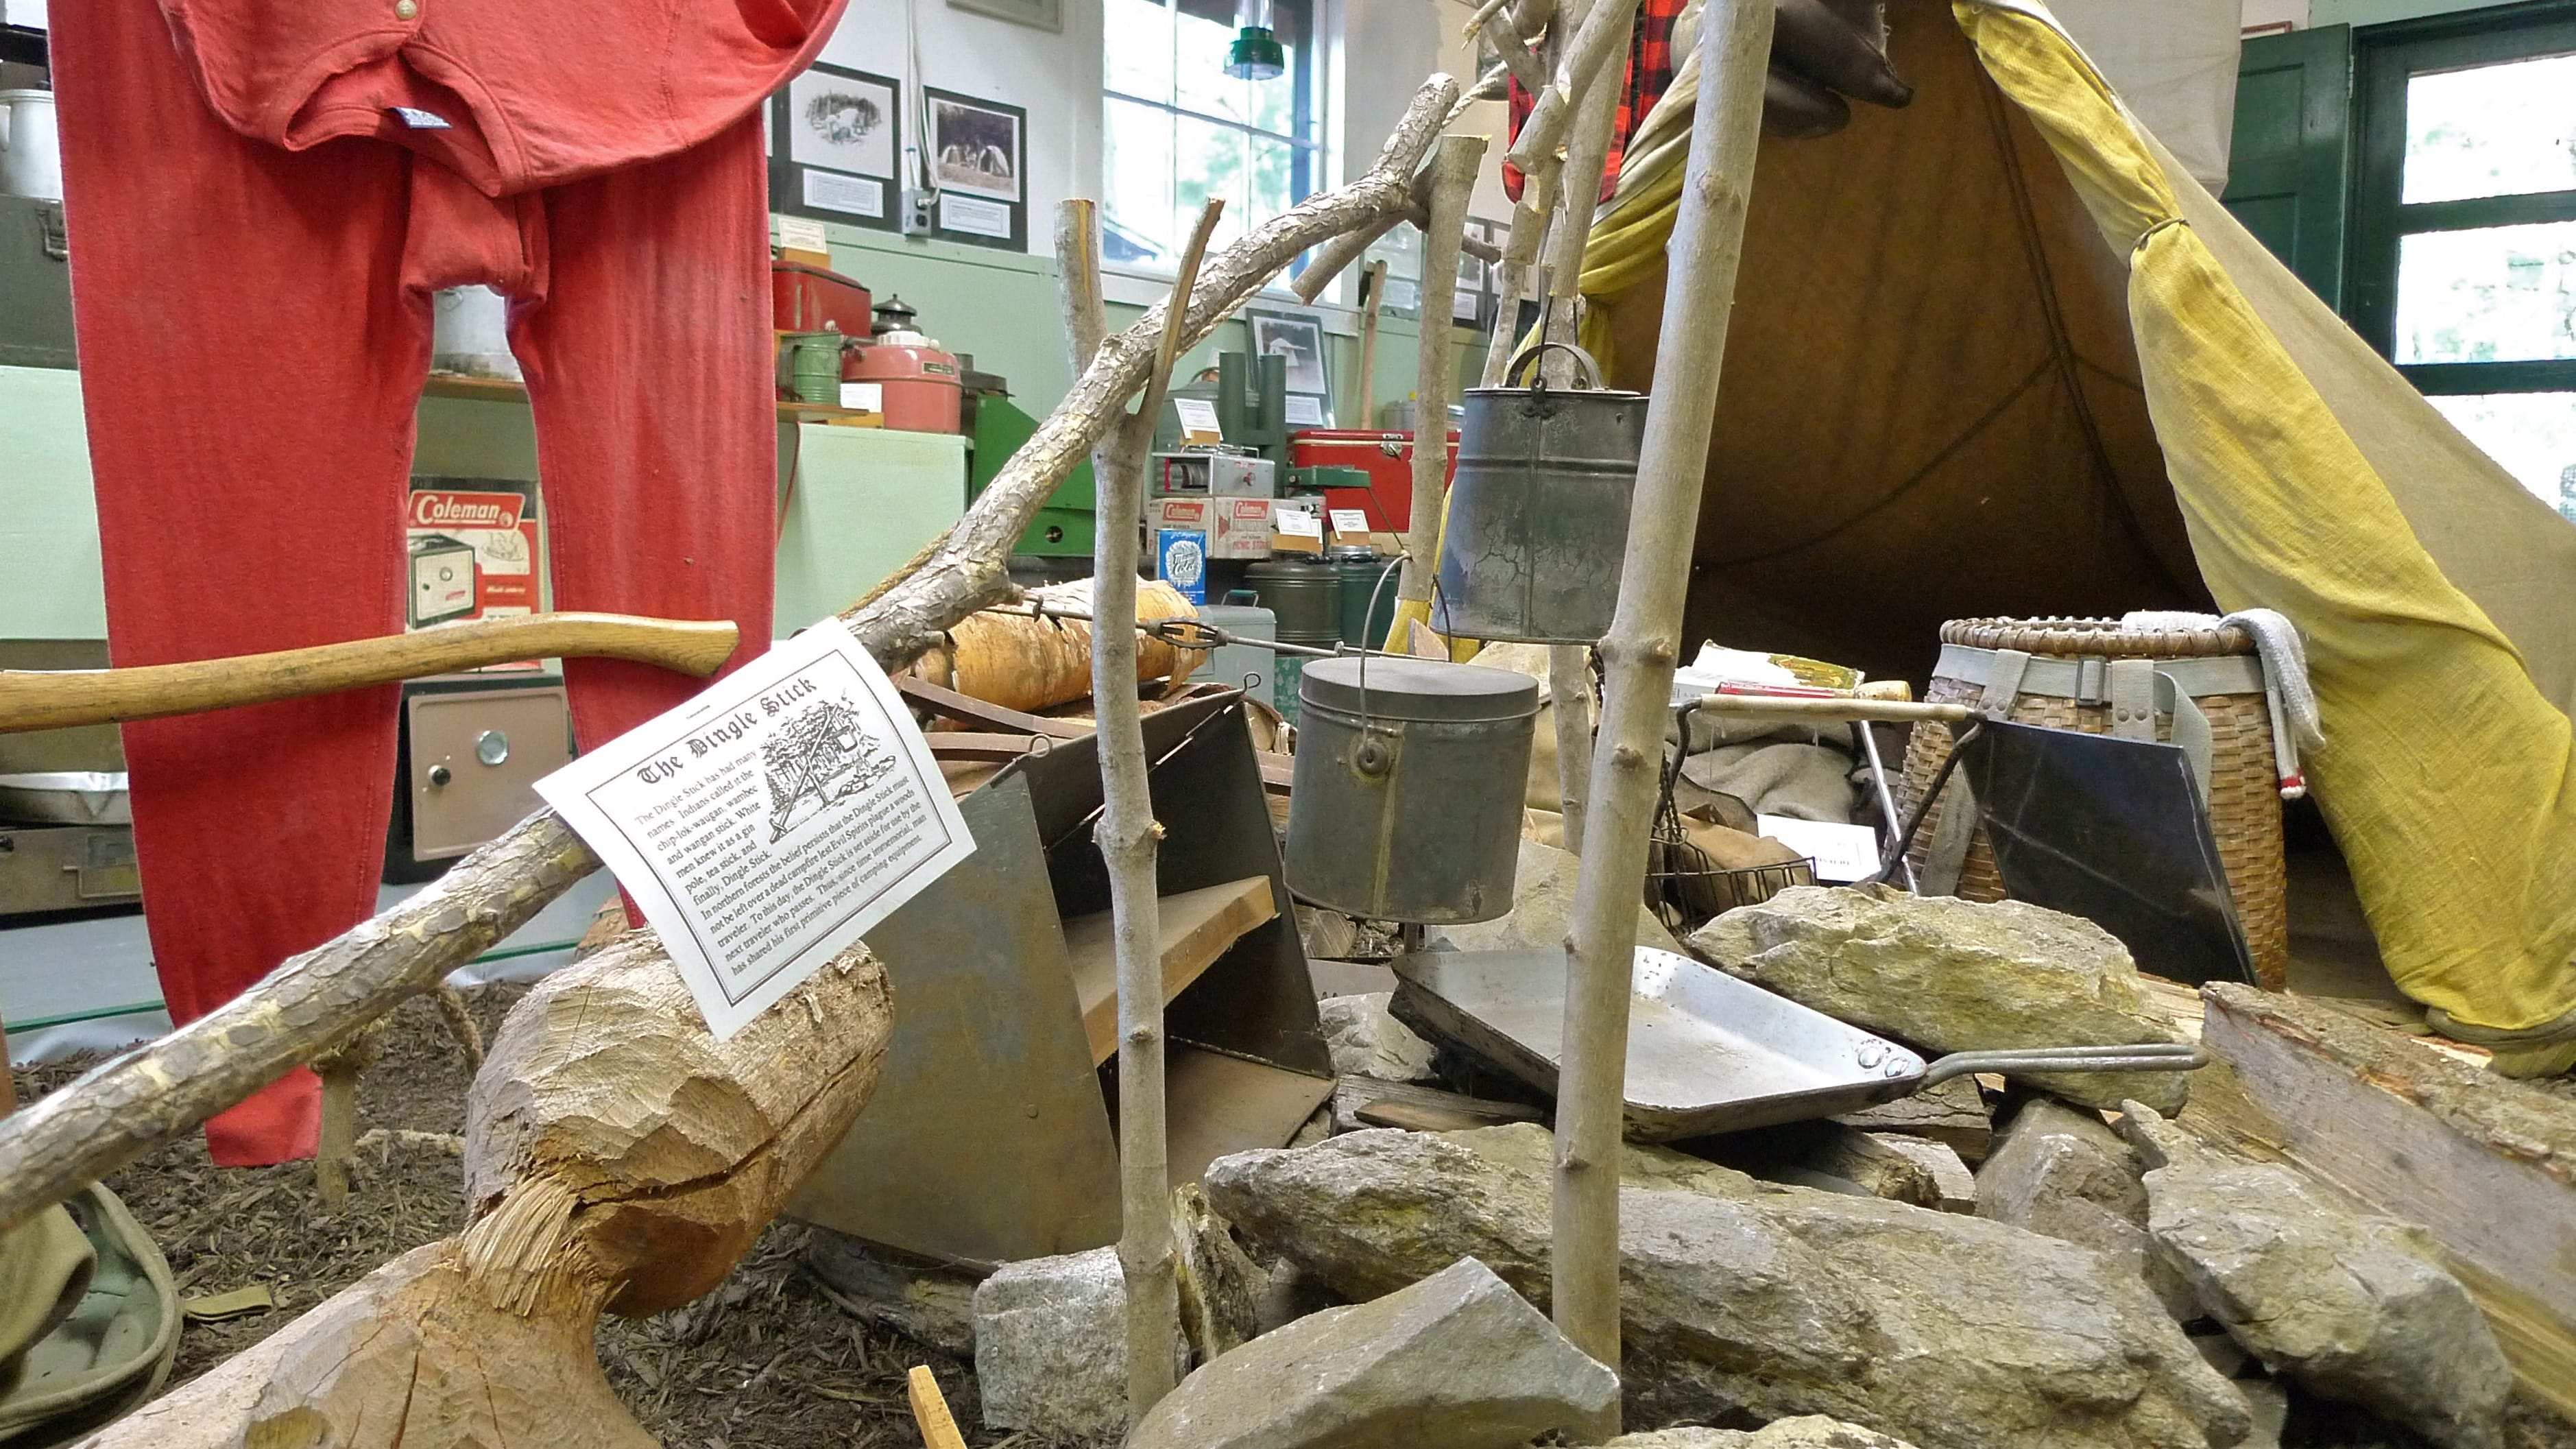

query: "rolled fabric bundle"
xmin=904 ymin=577 xmax=1203 ymax=713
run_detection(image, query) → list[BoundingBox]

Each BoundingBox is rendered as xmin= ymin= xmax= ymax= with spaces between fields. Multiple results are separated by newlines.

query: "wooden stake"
xmin=1527 ymin=0 xmax=1637 ymax=853
xmin=908 ymin=1365 xmax=970 ymax=1449
xmin=1396 ymin=134 xmax=1489 ymax=618
xmin=1550 ymin=0 xmax=1773 ymax=1435
xmin=1062 ymin=193 xmax=1224 ymax=1424
xmin=1353 ymin=259 xmax=1389 ymax=429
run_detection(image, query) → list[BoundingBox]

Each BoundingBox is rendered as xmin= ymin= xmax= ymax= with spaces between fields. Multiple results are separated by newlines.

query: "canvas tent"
xmin=1575 ymin=0 xmax=2576 ymax=1040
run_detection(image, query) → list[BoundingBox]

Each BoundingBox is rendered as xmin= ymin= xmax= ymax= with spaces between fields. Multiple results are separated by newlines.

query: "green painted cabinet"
xmin=970 ymin=394 xmax=1097 ymax=557
xmin=2223 ymin=25 xmax=2355 ymax=309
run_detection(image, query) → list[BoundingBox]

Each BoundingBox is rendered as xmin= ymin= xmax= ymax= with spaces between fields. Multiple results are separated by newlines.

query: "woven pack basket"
xmin=1895 ymin=616 xmax=2288 ymax=989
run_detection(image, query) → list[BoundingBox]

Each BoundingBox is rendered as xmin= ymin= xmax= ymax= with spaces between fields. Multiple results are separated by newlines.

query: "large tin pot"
xmin=1433 ymin=342 xmax=1647 ymax=645
xmin=1284 ymin=656 xmax=1537 ymax=924
xmin=1246 ymin=556 xmax=1340 ymax=724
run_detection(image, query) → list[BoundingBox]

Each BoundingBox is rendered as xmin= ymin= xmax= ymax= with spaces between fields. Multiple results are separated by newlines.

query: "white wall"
xmin=812 ymin=0 xmax=1105 ymax=256
xmin=2249 ymin=0 xmax=2528 ymax=27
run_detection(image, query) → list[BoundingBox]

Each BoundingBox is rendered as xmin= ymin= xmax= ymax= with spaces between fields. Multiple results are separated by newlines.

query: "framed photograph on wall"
xmin=771 ymin=63 xmax=903 ymax=232
xmin=1247 ymin=308 xmax=1333 ymax=429
xmin=925 ymin=88 xmax=1030 ymax=252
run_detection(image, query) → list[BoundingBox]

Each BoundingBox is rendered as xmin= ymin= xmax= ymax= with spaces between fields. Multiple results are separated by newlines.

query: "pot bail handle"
xmin=1501 ymin=339 xmax=1606 ymax=392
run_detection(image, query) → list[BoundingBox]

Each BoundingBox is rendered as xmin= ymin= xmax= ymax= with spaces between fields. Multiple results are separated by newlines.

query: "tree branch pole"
xmin=0 ymin=76 xmax=1465 ymax=1242
xmin=1550 ymin=0 xmax=1774 ymax=1435
xmin=1063 ymin=193 xmax=1223 ymax=1424
xmin=1505 ymin=0 xmax=1644 ymax=173
xmin=1395 ymin=134 xmax=1489 ymax=623
xmin=1533 ymin=0 xmax=1637 ymax=853
xmin=1353 ymin=259 xmax=1389 ymax=427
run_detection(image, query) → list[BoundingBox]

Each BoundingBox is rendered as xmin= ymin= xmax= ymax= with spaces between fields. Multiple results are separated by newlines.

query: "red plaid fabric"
xmin=1501 ymin=0 xmax=1687 ymax=204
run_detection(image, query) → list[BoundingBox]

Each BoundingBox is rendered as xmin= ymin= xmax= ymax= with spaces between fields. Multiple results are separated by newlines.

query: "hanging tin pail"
xmin=1433 ymin=340 xmax=1647 ymax=645
xmin=1284 ymin=656 xmax=1537 ymax=924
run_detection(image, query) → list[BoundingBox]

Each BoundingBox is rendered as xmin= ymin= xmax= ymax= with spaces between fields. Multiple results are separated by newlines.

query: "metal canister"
xmin=1245 ymin=556 xmax=1339 ymax=724
xmin=1328 ymin=544 xmax=1399 ymax=652
xmin=1433 ymin=341 xmax=1647 ymax=644
xmin=778 ymin=330 xmax=844 ymax=405
xmin=1284 ymin=656 xmax=1537 ymax=924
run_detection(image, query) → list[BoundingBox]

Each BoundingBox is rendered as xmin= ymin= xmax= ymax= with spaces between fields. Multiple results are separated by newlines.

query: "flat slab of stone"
xmin=2119 ymin=1104 xmax=2513 ymax=1449
xmin=1129 ymin=1256 xmax=1616 ymax=1449
xmin=1689 ymin=885 xmax=2191 ymax=1112
xmin=1609 ymin=1419 xmax=1925 ymax=1448
xmin=1205 ymin=1126 xmax=2248 ymax=1449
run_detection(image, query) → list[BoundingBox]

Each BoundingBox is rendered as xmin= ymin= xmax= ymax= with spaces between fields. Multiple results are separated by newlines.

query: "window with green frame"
xmin=2348 ymin=1 xmax=2576 ymax=520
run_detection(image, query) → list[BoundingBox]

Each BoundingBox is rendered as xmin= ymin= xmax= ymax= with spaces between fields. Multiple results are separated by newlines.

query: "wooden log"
xmin=1395 ymin=135 xmax=1487 ymax=617
xmin=904 ymin=577 xmax=1201 ymax=711
xmin=0 ymin=612 xmax=737 ymax=735
xmin=1550 ymin=1 xmax=1773 ymax=1431
xmin=80 ymin=932 xmax=892 ymax=1446
xmin=2190 ymin=983 xmax=2576 ymax=1418
xmin=1352 ymin=259 xmax=1389 ymax=430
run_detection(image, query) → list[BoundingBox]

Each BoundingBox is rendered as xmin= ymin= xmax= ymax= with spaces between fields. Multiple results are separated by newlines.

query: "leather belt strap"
xmin=1935 ymin=643 xmax=2263 ymax=702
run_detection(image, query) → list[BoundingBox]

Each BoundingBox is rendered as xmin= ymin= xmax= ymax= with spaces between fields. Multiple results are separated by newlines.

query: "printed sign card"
xmin=536 ymin=625 xmax=974 ymax=1038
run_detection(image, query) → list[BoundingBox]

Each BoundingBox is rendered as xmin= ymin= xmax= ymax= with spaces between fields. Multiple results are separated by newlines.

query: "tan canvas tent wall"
xmin=1577 ymin=0 xmax=2576 ymax=1044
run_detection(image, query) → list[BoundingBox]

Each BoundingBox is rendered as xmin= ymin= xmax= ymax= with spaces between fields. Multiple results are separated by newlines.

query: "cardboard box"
xmin=1154 ymin=496 xmax=1273 ymax=561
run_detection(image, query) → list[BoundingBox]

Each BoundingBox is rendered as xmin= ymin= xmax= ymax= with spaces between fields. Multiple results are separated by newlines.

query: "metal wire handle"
xmin=1918 ymin=1042 xmax=2208 ymax=1087
xmin=1500 ymin=338 xmax=1607 ymax=392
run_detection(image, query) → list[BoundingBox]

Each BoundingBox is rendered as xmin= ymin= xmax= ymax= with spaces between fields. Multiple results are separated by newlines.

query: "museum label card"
xmin=1755 ymin=814 xmax=1882 ymax=884
xmin=535 ymin=625 xmax=974 ymax=1038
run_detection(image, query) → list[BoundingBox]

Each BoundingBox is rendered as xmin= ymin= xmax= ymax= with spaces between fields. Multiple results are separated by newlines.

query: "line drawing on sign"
xmin=762 ymin=694 xmax=898 ymax=842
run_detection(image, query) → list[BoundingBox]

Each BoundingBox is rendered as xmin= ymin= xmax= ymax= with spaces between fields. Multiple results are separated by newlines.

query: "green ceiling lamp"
xmin=1225 ymin=0 xmax=1285 ymax=80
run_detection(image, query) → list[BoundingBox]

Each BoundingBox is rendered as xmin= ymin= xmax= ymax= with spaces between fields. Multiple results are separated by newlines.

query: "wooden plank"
xmin=1163 ymin=1045 xmax=1336 ymax=1188
xmin=2195 ymin=983 xmax=2576 ymax=1418
xmin=1335 ymin=1075 xmax=1548 ymax=1135
xmin=1062 ymin=877 xmax=1278 ymax=1065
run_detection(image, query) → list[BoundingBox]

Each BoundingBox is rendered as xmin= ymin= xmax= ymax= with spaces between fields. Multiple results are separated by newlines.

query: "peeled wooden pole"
xmin=1353 ymin=259 xmax=1390 ymax=427
xmin=1532 ymin=0 xmax=1638 ymax=852
xmin=1395 ymin=134 xmax=1488 ymax=619
xmin=0 ymin=612 xmax=738 ymax=735
xmin=1063 ymin=193 xmax=1224 ymax=1422
xmin=1550 ymin=0 xmax=1774 ymax=1433
xmin=0 ymin=77 xmax=1463 ymax=1242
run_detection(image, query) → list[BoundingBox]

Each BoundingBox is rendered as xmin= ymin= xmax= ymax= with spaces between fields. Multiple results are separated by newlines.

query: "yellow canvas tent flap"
xmin=1580 ymin=0 xmax=2576 ymax=1037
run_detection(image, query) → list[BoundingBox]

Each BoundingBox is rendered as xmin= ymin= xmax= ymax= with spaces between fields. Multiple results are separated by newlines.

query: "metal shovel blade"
xmin=1958 ymin=719 xmax=2257 ymax=987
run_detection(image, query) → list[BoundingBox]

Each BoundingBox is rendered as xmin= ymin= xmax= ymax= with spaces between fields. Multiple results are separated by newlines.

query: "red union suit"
xmin=49 ymin=0 xmax=846 ymax=1164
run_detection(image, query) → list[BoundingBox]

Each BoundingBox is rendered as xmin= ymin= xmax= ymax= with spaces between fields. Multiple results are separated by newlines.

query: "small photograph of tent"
xmin=1576 ymin=0 xmax=2576 ymax=1048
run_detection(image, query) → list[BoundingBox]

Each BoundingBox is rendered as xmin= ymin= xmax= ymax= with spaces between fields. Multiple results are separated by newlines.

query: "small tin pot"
xmin=1284 ymin=656 xmax=1538 ymax=924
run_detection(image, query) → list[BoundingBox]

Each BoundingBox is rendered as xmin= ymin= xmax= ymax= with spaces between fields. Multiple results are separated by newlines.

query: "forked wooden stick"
xmin=1395 ymin=134 xmax=1489 ymax=623
xmin=1550 ymin=0 xmax=1775 ymax=1437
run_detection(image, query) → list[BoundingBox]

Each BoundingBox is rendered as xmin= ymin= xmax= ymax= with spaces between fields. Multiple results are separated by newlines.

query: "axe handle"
xmin=1693 ymin=695 xmax=1976 ymax=726
xmin=0 ymin=613 xmax=741 ymax=734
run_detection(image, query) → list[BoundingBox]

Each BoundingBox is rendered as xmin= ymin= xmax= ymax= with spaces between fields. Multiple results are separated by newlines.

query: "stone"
xmin=972 ymin=1247 xmax=1182 ymax=1441
xmin=1316 ymin=993 xmax=1439 ymax=1081
xmin=1205 ymin=1126 xmax=2249 ymax=1449
xmin=1688 ymin=885 xmax=2191 ymax=1112
xmin=802 ymin=1230 xmax=978 ymax=1356
xmin=2112 ymin=1107 xmax=2513 ymax=1449
xmin=1172 ymin=1184 xmax=1264 ymax=1365
xmin=1976 ymin=1099 xmax=2198 ymax=1320
xmin=1862 ymin=1133 xmax=1977 ymax=1213
xmin=1831 ymin=1074 xmax=1993 ymax=1162
xmin=1781 ymin=1126 xmax=1973 ymax=1212
xmin=1127 ymin=1257 xmax=1617 ymax=1449
xmin=1433 ymin=836 xmax=1685 ymax=957
xmin=1606 ymin=1418 xmax=1925 ymax=1448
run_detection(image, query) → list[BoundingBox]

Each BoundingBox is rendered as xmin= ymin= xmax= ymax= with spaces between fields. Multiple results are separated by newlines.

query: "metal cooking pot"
xmin=1433 ymin=341 xmax=1647 ymax=645
xmin=1284 ymin=656 xmax=1537 ymax=924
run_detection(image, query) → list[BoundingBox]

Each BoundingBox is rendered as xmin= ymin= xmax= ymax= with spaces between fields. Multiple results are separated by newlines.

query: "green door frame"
xmin=2346 ymin=0 xmax=2576 ymax=398
xmin=2224 ymin=25 xmax=2356 ymax=309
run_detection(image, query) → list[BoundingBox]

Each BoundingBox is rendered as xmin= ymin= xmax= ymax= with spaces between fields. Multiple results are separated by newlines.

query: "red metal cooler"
xmin=771 ymin=263 xmax=874 ymax=337
xmin=1290 ymin=429 xmax=1460 ymax=533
